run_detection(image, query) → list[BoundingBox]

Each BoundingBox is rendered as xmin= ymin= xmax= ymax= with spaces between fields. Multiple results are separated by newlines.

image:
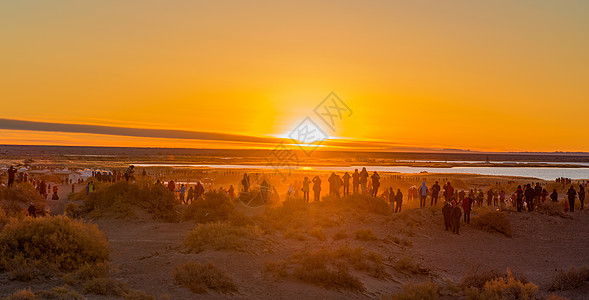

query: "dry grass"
xmin=547 ymin=266 xmax=589 ymax=292
xmin=173 ymin=262 xmax=238 ymax=294
xmin=461 ymin=268 xmax=528 ymax=290
xmin=35 ymin=286 xmax=85 ymax=300
xmin=182 ymin=221 xmax=263 ymax=253
xmin=354 ymin=229 xmax=378 ymax=241
xmin=465 ymin=270 xmax=538 ymax=300
xmin=394 ymin=256 xmax=429 ymax=275
xmin=471 ymin=211 xmax=512 ymax=237
xmin=332 ymin=231 xmax=348 ymax=240
xmin=4 ymin=288 xmax=35 ymax=300
xmin=0 ymin=183 xmax=46 ymax=214
xmin=536 ymin=201 xmax=572 ymax=219
xmin=390 ymin=281 xmax=440 ymax=300
xmin=181 ymin=191 xmax=242 ymax=224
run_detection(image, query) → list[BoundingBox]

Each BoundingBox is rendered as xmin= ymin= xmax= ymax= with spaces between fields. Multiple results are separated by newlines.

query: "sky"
xmin=1 ymin=1 xmax=588 ymax=152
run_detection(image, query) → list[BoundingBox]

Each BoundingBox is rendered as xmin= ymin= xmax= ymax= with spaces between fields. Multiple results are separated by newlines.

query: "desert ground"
xmin=1 ymin=168 xmax=588 ymax=300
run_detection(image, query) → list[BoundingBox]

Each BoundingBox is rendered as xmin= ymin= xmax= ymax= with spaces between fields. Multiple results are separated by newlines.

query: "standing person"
xmin=7 ymin=166 xmax=17 ymax=188
xmin=451 ymin=201 xmax=462 ymax=235
xmin=178 ymin=184 xmax=186 ymax=204
xmin=371 ymin=171 xmax=381 ymax=197
xmin=194 ymin=181 xmax=204 ymax=201
xmin=486 ymin=189 xmax=494 ymax=207
xmin=516 ymin=185 xmax=524 ymax=212
xmin=541 ymin=188 xmax=548 ymax=203
xmin=395 ymin=189 xmax=403 ymax=213
xmin=388 ymin=187 xmax=395 ymax=212
xmin=187 ymin=186 xmax=194 ymax=203
xmin=550 ymin=189 xmax=558 ymax=202
xmin=228 ymin=185 xmax=235 ymax=201
xmin=124 ymin=165 xmax=135 ymax=181
xmin=167 ymin=180 xmax=176 ymax=193
xmin=418 ymin=182 xmax=428 ymax=208
xmin=578 ymin=184 xmax=585 ymax=210
xmin=500 ymin=190 xmax=506 ymax=208
xmin=524 ymin=184 xmax=535 ymax=212
xmin=27 ymin=202 xmax=37 ymax=218
xmin=442 ymin=201 xmax=452 ymax=231
xmin=534 ymin=183 xmax=542 ymax=207
xmin=444 ymin=182 xmax=454 ymax=202
xmin=328 ymin=173 xmax=341 ymax=198
xmin=431 ymin=181 xmax=440 ymax=206
xmin=342 ymin=172 xmax=351 ymax=197
xmin=302 ymin=177 xmax=311 ymax=202
xmin=462 ymin=197 xmax=472 ymax=224
xmin=352 ymin=169 xmax=360 ymax=194
xmin=312 ymin=176 xmax=322 ymax=202
xmin=242 ymin=173 xmax=250 ymax=193
xmin=85 ymin=182 xmax=90 ymax=195
xmin=71 ymin=183 xmax=75 ymax=194
xmin=567 ymin=185 xmax=577 ymax=212
xmin=359 ymin=167 xmax=369 ymax=195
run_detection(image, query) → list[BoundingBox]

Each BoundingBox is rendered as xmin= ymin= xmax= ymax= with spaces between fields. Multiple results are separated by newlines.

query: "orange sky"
xmin=1 ymin=1 xmax=588 ymax=152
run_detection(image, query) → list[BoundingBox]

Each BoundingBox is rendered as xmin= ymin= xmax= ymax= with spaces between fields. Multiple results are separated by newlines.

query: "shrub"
xmin=394 ymin=256 xmax=428 ymax=275
xmin=0 ymin=216 xmax=109 ymax=275
xmin=64 ymin=202 xmax=81 ymax=219
xmin=471 ymin=211 xmax=512 ymax=237
xmin=82 ymin=277 xmax=126 ymax=296
xmin=5 ymin=288 xmax=35 ymax=300
xmin=466 ymin=271 xmax=538 ymax=300
xmin=332 ymin=231 xmax=348 ymax=240
xmin=323 ymin=194 xmax=391 ymax=215
xmin=308 ymin=226 xmax=326 ymax=241
xmin=256 ymin=197 xmax=308 ymax=230
xmin=536 ymin=201 xmax=571 ymax=219
xmin=35 ymin=286 xmax=85 ymax=300
xmin=182 ymin=221 xmax=263 ymax=253
xmin=461 ymin=268 xmax=528 ymax=290
xmin=547 ymin=266 xmax=589 ymax=291
xmin=354 ymin=229 xmax=378 ymax=241
xmin=174 ymin=262 xmax=238 ymax=294
xmin=0 ymin=183 xmax=46 ymax=214
xmin=283 ymin=227 xmax=307 ymax=241
xmin=391 ymin=281 xmax=440 ymax=300
xmin=181 ymin=191 xmax=236 ymax=223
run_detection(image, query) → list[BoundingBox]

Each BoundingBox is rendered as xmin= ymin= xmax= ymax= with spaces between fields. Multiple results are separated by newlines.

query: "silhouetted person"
xmin=395 ymin=189 xmax=403 ymax=213
xmin=352 ymin=169 xmax=360 ymax=194
xmin=242 ymin=173 xmax=250 ymax=193
xmin=124 ymin=165 xmax=135 ymax=181
xmin=312 ymin=176 xmax=322 ymax=202
xmin=328 ymin=173 xmax=342 ymax=198
xmin=515 ymin=185 xmax=524 ymax=212
xmin=195 ymin=181 xmax=204 ymax=201
xmin=451 ymin=202 xmax=462 ymax=235
xmin=550 ymin=189 xmax=558 ymax=202
xmin=388 ymin=187 xmax=395 ymax=211
xmin=579 ymin=184 xmax=585 ymax=210
xmin=534 ymin=183 xmax=542 ymax=207
xmin=431 ymin=181 xmax=440 ymax=206
xmin=567 ymin=186 xmax=577 ymax=212
xmin=442 ymin=201 xmax=452 ymax=230
xmin=462 ymin=197 xmax=472 ymax=224
xmin=28 ymin=202 xmax=37 ymax=218
xmin=359 ymin=167 xmax=368 ymax=195
xmin=342 ymin=172 xmax=351 ymax=196
xmin=444 ymin=182 xmax=454 ymax=202
xmin=7 ymin=166 xmax=17 ymax=188
xmin=487 ymin=189 xmax=494 ymax=207
xmin=524 ymin=184 xmax=534 ymax=211
xmin=418 ymin=182 xmax=428 ymax=208
xmin=371 ymin=171 xmax=380 ymax=197
xmin=302 ymin=177 xmax=311 ymax=202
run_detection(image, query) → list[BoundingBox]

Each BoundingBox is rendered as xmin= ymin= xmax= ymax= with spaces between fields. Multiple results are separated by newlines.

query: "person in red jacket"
xmin=462 ymin=197 xmax=472 ymax=224
xmin=444 ymin=182 xmax=454 ymax=201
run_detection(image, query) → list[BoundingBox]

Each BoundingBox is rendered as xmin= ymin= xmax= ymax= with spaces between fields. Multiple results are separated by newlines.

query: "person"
xmin=500 ymin=190 xmax=506 ymax=208
xmin=534 ymin=183 xmax=542 ymax=207
xmin=352 ymin=169 xmax=360 ymax=194
xmin=442 ymin=201 xmax=452 ymax=231
xmin=85 ymin=182 xmax=90 ymax=195
xmin=167 ymin=180 xmax=176 ymax=194
xmin=418 ymin=182 xmax=428 ymax=208
xmin=52 ymin=190 xmax=59 ymax=200
xmin=178 ymin=184 xmax=186 ymax=204
xmin=451 ymin=201 xmax=462 ymax=235
xmin=328 ymin=173 xmax=342 ymax=198
xmin=302 ymin=177 xmax=311 ymax=202
xmin=27 ymin=202 xmax=37 ymax=218
xmin=541 ymin=188 xmax=548 ymax=203
xmin=444 ymin=182 xmax=454 ymax=202
xmin=458 ymin=190 xmax=465 ymax=202
xmin=228 ymin=185 xmax=235 ymax=201
xmin=550 ymin=189 xmax=558 ymax=202
xmin=124 ymin=165 xmax=135 ymax=181
xmin=342 ymin=172 xmax=351 ymax=197
xmin=371 ymin=171 xmax=381 ymax=197
xmin=579 ymin=184 xmax=585 ymax=210
xmin=431 ymin=181 xmax=440 ymax=206
xmin=312 ymin=176 xmax=322 ymax=202
xmin=142 ymin=169 xmax=147 ymax=177
xmin=260 ymin=180 xmax=270 ymax=203
xmin=516 ymin=185 xmax=524 ymax=212
xmin=71 ymin=183 xmax=75 ymax=194
xmin=359 ymin=167 xmax=369 ymax=195
xmin=187 ymin=186 xmax=194 ymax=203
xmin=194 ymin=181 xmax=204 ymax=201
xmin=487 ymin=189 xmax=494 ymax=207
xmin=395 ymin=188 xmax=403 ymax=213
xmin=7 ymin=166 xmax=17 ymax=188
xmin=524 ymin=184 xmax=534 ymax=211
xmin=462 ymin=196 xmax=471 ymax=224
xmin=567 ymin=185 xmax=577 ymax=212
xmin=242 ymin=173 xmax=251 ymax=193
xmin=388 ymin=187 xmax=395 ymax=212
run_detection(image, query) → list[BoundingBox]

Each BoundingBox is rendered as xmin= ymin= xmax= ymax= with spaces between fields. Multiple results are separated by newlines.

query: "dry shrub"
xmin=79 ymin=181 xmax=179 ymax=222
xmin=174 ymin=262 xmax=238 ymax=294
xmin=332 ymin=231 xmax=348 ymax=240
xmin=461 ymin=268 xmax=528 ymax=290
xmin=35 ymin=285 xmax=85 ymax=300
xmin=181 ymin=191 xmax=241 ymax=224
xmin=308 ymin=226 xmax=326 ymax=241
xmin=385 ymin=234 xmax=413 ymax=247
xmin=323 ymin=194 xmax=391 ymax=215
xmin=536 ymin=201 xmax=571 ymax=219
xmin=264 ymin=246 xmax=387 ymax=291
xmin=182 ymin=221 xmax=263 ymax=253
xmin=0 ymin=183 xmax=46 ymax=214
xmin=283 ymin=227 xmax=307 ymax=241
xmin=257 ymin=197 xmax=308 ymax=230
xmin=0 ymin=216 xmax=109 ymax=276
xmin=64 ymin=202 xmax=81 ymax=219
xmin=466 ymin=270 xmax=538 ymax=300
xmin=547 ymin=266 xmax=589 ymax=291
xmin=471 ymin=211 xmax=512 ymax=237
xmin=82 ymin=277 xmax=126 ymax=296
xmin=391 ymin=281 xmax=440 ymax=300
xmin=5 ymin=288 xmax=35 ymax=300
xmin=354 ymin=229 xmax=378 ymax=241
xmin=394 ymin=256 xmax=429 ymax=275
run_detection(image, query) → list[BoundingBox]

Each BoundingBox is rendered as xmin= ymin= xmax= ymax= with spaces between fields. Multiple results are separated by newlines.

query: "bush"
xmin=82 ymin=277 xmax=126 ymax=296
xmin=391 ymin=281 xmax=440 ymax=300
xmin=547 ymin=266 xmax=589 ymax=291
xmin=0 ymin=216 xmax=109 ymax=275
xmin=35 ymin=286 xmax=85 ymax=300
xmin=466 ymin=271 xmax=538 ymax=300
xmin=536 ymin=201 xmax=571 ymax=219
xmin=182 ymin=221 xmax=263 ymax=253
xmin=471 ymin=211 xmax=512 ymax=237
xmin=308 ymin=226 xmax=326 ymax=241
xmin=79 ymin=181 xmax=179 ymax=222
xmin=332 ymin=231 xmax=348 ymax=240
xmin=256 ymin=197 xmax=308 ymax=230
xmin=394 ymin=256 xmax=429 ymax=275
xmin=181 ymin=191 xmax=236 ymax=223
xmin=461 ymin=268 xmax=528 ymax=290
xmin=5 ymin=288 xmax=35 ymax=300
xmin=354 ymin=229 xmax=378 ymax=241
xmin=174 ymin=262 xmax=238 ymax=294
xmin=323 ymin=194 xmax=391 ymax=215
xmin=0 ymin=183 xmax=46 ymax=214
xmin=64 ymin=202 xmax=81 ymax=219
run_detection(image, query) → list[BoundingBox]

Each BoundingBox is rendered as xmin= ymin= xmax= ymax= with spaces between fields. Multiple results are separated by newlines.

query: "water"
xmin=133 ymin=163 xmax=589 ymax=180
